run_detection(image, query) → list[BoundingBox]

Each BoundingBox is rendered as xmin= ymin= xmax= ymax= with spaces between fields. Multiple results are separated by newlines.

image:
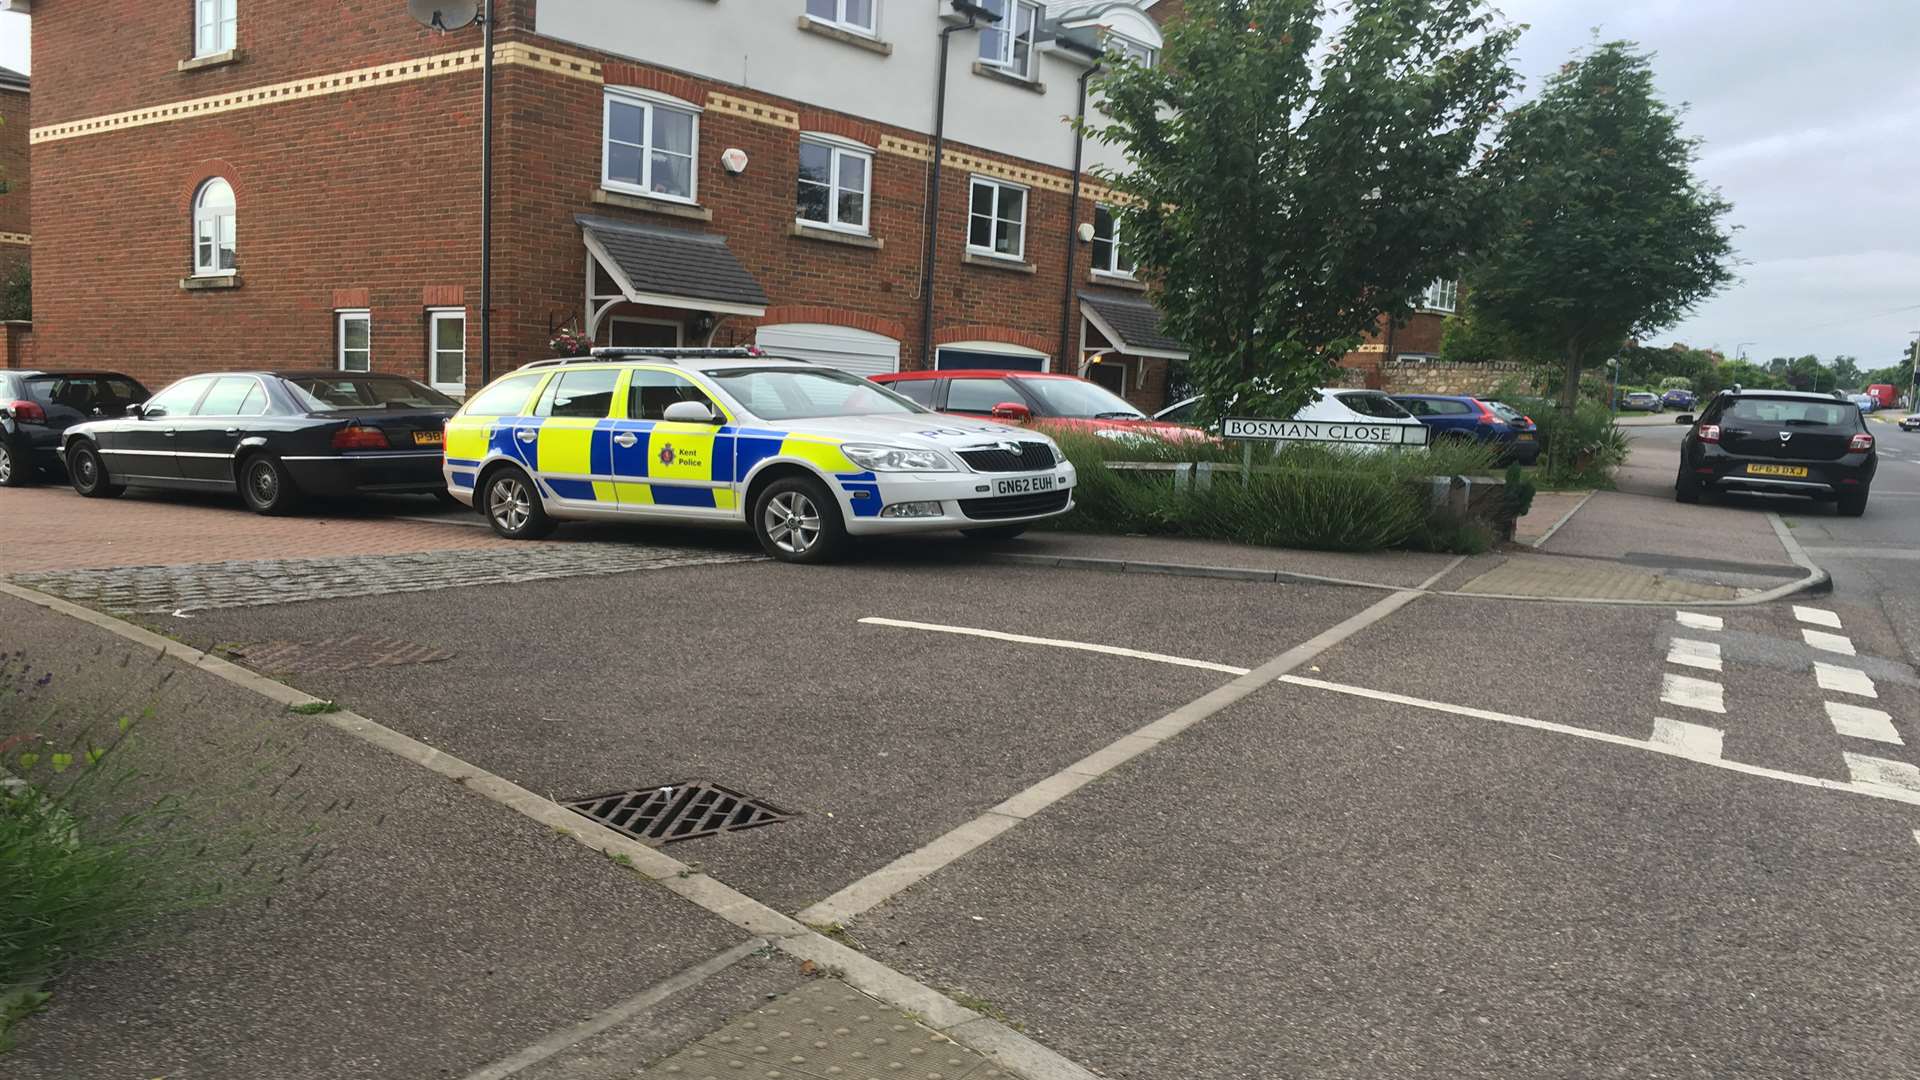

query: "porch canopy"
xmin=579 ymin=213 xmax=768 ymax=339
xmin=1077 ymin=290 xmax=1188 ymax=361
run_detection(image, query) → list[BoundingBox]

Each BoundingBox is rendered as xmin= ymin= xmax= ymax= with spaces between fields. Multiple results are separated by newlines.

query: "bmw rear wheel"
xmin=68 ymin=443 xmax=125 ymax=499
xmin=239 ymin=454 xmax=302 ymax=516
xmin=753 ymin=476 xmax=847 ymax=564
xmin=483 ymin=466 xmax=556 ymax=540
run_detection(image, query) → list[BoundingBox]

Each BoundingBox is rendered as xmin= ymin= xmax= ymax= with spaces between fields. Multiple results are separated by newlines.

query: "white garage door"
xmin=754 ymin=323 xmax=900 ymax=378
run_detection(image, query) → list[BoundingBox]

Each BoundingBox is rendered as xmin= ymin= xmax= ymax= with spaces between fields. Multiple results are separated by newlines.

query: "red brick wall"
xmin=1 ymin=323 xmax=31 ymax=369
xmin=0 ymin=85 xmax=27 ymax=283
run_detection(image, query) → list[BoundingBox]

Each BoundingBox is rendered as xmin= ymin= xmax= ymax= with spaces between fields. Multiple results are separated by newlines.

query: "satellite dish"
xmin=407 ymin=0 xmax=479 ymax=31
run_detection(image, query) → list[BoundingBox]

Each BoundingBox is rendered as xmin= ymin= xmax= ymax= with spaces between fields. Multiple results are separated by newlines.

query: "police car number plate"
xmin=995 ymin=475 xmax=1055 ymax=496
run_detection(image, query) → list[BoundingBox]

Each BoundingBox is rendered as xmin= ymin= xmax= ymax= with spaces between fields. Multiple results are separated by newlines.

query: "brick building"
xmin=13 ymin=0 xmax=1188 ymax=410
xmin=1337 ymin=278 xmax=1459 ymax=387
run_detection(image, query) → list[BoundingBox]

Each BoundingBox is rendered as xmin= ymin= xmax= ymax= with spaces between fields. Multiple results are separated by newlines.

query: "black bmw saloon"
xmin=61 ymin=371 xmax=457 ymax=514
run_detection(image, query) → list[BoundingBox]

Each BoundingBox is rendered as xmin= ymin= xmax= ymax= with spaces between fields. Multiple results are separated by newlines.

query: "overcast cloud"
xmin=2 ymin=4 xmax=1915 ymax=368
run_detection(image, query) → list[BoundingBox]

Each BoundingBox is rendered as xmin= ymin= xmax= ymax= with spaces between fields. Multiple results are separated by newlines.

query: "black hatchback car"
xmin=1 ymin=370 xmax=152 ymax=486
xmin=62 ymin=371 xmax=458 ymax=514
xmin=1675 ymin=389 xmax=1876 ymax=515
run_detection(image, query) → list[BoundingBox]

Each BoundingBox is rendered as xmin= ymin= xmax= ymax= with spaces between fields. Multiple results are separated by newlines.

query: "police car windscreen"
xmin=709 ymin=367 xmax=925 ymax=421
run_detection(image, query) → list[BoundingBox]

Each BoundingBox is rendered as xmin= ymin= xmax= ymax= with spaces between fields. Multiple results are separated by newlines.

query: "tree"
xmin=1469 ymin=41 xmax=1736 ymax=415
xmin=1718 ymin=359 xmax=1784 ymax=390
xmin=1829 ymin=354 xmax=1864 ymax=389
xmin=1089 ymin=0 xmax=1520 ymax=422
xmin=1438 ymin=289 xmax=1550 ymax=365
xmin=0 ymin=260 xmax=27 ymax=323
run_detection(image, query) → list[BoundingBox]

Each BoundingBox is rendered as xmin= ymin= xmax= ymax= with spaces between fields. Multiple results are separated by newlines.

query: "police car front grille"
xmin=958 ymin=442 xmax=1055 ymax=472
xmin=958 ymin=490 xmax=1071 ymax=520
xmin=561 ymin=780 xmax=794 ymax=846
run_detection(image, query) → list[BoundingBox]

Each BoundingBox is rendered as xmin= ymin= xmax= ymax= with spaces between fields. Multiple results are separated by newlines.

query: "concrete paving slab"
xmin=1452 ymin=551 xmax=1744 ymax=601
xmin=0 ymin=593 xmax=749 ymax=1080
xmin=134 ymin=562 xmax=1383 ymax=913
xmin=1540 ymin=490 xmax=1798 ymax=571
xmin=856 ymin=685 xmax=1920 ymax=1080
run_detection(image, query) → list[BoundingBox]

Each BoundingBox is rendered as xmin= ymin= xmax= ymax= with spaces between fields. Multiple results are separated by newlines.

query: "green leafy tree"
xmin=1718 ymin=359 xmax=1784 ymax=390
xmin=1089 ymin=0 xmax=1521 ymax=422
xmin=1470 ymin=41 xmax=1736 ymax=414
xmin=1829 ymin=354 xmax=1863 ymax=389
xmin=0 ymin=261 xmax=27 ymax=323
xmin=1438 ymin=289 xmax=1552 ymax=365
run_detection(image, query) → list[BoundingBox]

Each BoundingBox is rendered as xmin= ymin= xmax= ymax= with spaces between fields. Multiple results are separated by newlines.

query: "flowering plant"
xmin=549 ymin=328 xmax=594 ymax=357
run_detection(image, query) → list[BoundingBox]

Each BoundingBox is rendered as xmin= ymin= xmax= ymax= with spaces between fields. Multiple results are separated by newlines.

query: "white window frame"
xmin=1106 ymin=33 xmax=1157 ymax=68
xmin=803 ymin=0 xmax=876 ymax=37
xmin=601 ymin=87 xmax=701 ymax=205
xmin=796 ymin=135 xmax=873 ymax=234
xmin=1421 ymin=279 xmax=1460 ymax=313
xmin=191 ymin=178 xmax=237 ymax=278
xmin=336 ymin=310 xmax=372 ymax=373
xmin=1091 ymin=204 xmax=1134 ymax=278
xmin=979 ymin=0 xmax=1042 ymax=80
xmin=427 ymin=308 xmax=466 ymax=393
xmin=195 ymin=0 xmax=236 ymax=58
xmin=967 ymin=176 xmax=1028 ymax=262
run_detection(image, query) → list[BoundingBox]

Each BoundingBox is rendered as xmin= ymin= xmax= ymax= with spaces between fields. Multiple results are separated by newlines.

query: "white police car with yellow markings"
xmin=442 ymin=348 xmax=1077 ymax=563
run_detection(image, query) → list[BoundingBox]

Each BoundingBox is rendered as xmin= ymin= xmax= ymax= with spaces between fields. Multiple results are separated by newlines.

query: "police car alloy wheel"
xmin=484 ymin=467 xmax=557 ymax=540
xmin=753 ymin=475 xmax=847 ymax=564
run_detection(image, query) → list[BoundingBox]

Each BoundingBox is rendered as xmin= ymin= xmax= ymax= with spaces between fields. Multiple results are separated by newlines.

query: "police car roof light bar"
xmin=518 ymin=346 xmax=786 ymax=371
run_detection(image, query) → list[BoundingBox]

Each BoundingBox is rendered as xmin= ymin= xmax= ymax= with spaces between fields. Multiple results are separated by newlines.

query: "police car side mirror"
xmin=662 ymin=401 xmax=720 ymax=424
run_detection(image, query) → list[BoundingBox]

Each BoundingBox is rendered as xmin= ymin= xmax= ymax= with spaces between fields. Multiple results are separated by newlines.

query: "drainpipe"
xmin=1057 ymin=56 xmax=1103 ymax=368
xmin=919 ymin=6 xmax=993 ymax=369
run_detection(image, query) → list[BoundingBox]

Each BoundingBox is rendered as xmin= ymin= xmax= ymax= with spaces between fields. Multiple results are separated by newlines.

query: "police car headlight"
xmin=841 ymin=444 xmax=956 ymax=472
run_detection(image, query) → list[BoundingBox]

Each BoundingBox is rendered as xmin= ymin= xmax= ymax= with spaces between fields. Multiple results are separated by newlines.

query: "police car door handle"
xmin=613 ymin=432 xmax=638 ymax=447
xmin=515 ymin=429 xmax=537 ymax=443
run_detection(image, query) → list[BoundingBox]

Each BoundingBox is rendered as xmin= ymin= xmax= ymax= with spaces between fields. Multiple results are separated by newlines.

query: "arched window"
xmin=193 ymin=178 xmax=236 ymax=277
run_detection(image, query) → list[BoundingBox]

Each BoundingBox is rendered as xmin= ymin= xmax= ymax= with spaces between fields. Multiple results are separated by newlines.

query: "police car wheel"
xmin=961 ymin=525 xmax=1027 ymax=542
xmin=483 ymin=467 xmax=556 ymax=540
xmin=753 ymin=476 xmax=847 ymax=564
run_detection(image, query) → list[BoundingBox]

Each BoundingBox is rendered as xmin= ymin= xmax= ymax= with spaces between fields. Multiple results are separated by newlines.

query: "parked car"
xmin=1848 ymin=393 xmax=1877 ymax=414
xmin=1620 ymin=391 xmax=1661 ymax=412
xmin=61 ymin=371 xmax=457 ymax=514
xmin=447 ymin=349 xmax=1076 ymax=563
xmin=1661 ymin=388 xmax=1697 ymax=410
xmin=1900 ymin=413 xmax=1920 ymax=432
xmin=1 ymin=370 xmax=151 ymax=486
xmin=871 ymin=369 xmax=1207 ymax=443
xmin=1391 ymin=394 xmax=1540 ymax=465
xmin=1674 ymin=390 xmax=1877 ymax=515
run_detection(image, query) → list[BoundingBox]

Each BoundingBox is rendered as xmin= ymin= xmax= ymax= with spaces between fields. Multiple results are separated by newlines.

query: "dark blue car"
xmin=1390 ymin=394 xmax=1541 ymax=465
xmin=1662 ymin=388 xmax=1697 ymax=410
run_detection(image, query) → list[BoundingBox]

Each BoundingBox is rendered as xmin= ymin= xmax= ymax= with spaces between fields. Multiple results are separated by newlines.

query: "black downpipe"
xmin=480 ymin=0 xmax=495 ymax=385
xmin=919 ymin=17 xmax=979 ymax=369
xmin=1058 ymin=60 xmax=1102 ymax=369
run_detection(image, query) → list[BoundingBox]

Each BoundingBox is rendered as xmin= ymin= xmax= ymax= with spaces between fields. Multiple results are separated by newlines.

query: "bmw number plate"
xmin=995 ymin=475 xmax=1055 ymax=496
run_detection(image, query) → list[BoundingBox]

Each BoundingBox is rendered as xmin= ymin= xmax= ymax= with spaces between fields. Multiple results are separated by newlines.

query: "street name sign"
xmin=1221 ymin=417 xmax=1430 ymax=447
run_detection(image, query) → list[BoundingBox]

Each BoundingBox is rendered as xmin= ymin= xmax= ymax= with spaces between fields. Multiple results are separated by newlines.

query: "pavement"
xmin=5 ymin=435 xmax=1919 ymax=1079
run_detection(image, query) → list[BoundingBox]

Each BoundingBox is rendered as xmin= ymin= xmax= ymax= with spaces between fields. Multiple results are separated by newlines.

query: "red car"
xmin=870 ymin=369 xmax=1206 ymax=442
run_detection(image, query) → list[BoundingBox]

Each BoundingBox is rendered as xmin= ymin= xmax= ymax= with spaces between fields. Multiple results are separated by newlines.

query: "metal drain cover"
xmin=563 ymin=780 xmax=793 ymax=846
xmin=231 ymin=637 xmax=455 ymax=672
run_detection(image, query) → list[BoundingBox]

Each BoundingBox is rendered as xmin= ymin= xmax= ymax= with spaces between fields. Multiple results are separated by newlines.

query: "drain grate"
xmin=229 ymin=637 xmax=455 ymax=673
xmin=562 ymin=780 xmax=794 ymax=846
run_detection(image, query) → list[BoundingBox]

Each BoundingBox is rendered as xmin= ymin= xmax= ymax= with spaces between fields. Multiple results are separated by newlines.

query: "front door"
xmin=610 ymin=367 xmax=737 ymax=518
xmin=174 ymin=375 xmax=268 ymax=484
xmin=110 ymin=376 xmax=214 ymax=481
xmin=528 ymin=367 xmax=619 ymax=508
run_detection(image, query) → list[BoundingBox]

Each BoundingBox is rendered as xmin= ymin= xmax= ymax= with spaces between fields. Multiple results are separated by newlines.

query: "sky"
xmin=1 ymin=2 xmax=1916 ymax=370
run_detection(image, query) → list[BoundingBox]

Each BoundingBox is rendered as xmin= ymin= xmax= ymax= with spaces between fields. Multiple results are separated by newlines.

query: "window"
xmin=537 ymin=368 xmax=620 ymax=419
xmin=979 ymin=0 xmax=1040 ymax=79
xmin=1086 ymin=362 xmax=1125 ymax=396
xmin=968 ymin=178 xmax=1027 ymax=259
xmin=1337 ymin=392 xmax=1414 ymax=419
xmin=629 ymin=369 xmax=716 ymax=420
xmin=797 ymin=138 xmax=871 ymax=233
xmin=1421 ymin=279 xmax=1459 ymax=313
xmin=1091 ymin=205 xmax=1134 ymax=277
xmin=1021 ymin=377 xmax=1142 ymax=419
xmin=603 ymin=89 xmax=698 ymax=202
xmin=194 ymin=376 xmax=266 ymax=417
xmin=805 ymin=0 xmax=875 ymax=35
xmin=336 ymin=310 xmax=371 ymax=372
xmin=289 ymin=376 xmax=454 ymax=410
xmin=142 ymin=378 xmax=213 ymax=419
xmin=1107 ymin=34 xmax=1156 ymax=67
xmin=1427 ymin=399 xmax=1473 ymax=416
xmin=610 ymin=318 xmax=682 ymax=348
xmin=462 ymin=373 xmax=543 ymax=417
xmin=192 ymin=178 xmax=236 ymax=277
xmin=945 ymin=377 xmax=1023 ymax=414
xmin=195 ymin=0 xmax=236 ymax=57
xmin=429 ymin=309 xmax=466 ymax=393
xmin=885 ymin=379 xmax=936 ymax=406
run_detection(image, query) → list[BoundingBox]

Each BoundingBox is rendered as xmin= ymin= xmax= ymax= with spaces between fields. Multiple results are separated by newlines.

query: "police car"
xmin=442 ymin=348 xmax=1077 ymax=563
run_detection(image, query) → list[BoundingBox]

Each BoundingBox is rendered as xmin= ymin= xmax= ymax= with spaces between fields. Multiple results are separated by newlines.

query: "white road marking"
xmin=1814 ymin=662 xmax=1878 ymax=698
xmin=1665 ymin=638 xmax=1723 ymax=672
xmin=1661 ymin=673 xmax=1726 ymax=714
xmin=1794 ymin=605 xmax=1843 ymax=629
xmin=1276 ymin=674 xmax=1920 ymax=808
xmin=1843 ymin=753 xmax=1920 ymax=795
xmin=857 ymin=617 xmax=1254 ymax=676
xmin=1675 ymin=611 xmax=1724 ymax=631
xmin=1800 ymin=628 xmax=1856 ymax=655
xmin=1913 ymin=829 xmax=1920 ymax=851
xmin=1825 ymin=701 xmax=1903 ymax=745
xmin=1650 ymin=717 xmax=1724 ymax=760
